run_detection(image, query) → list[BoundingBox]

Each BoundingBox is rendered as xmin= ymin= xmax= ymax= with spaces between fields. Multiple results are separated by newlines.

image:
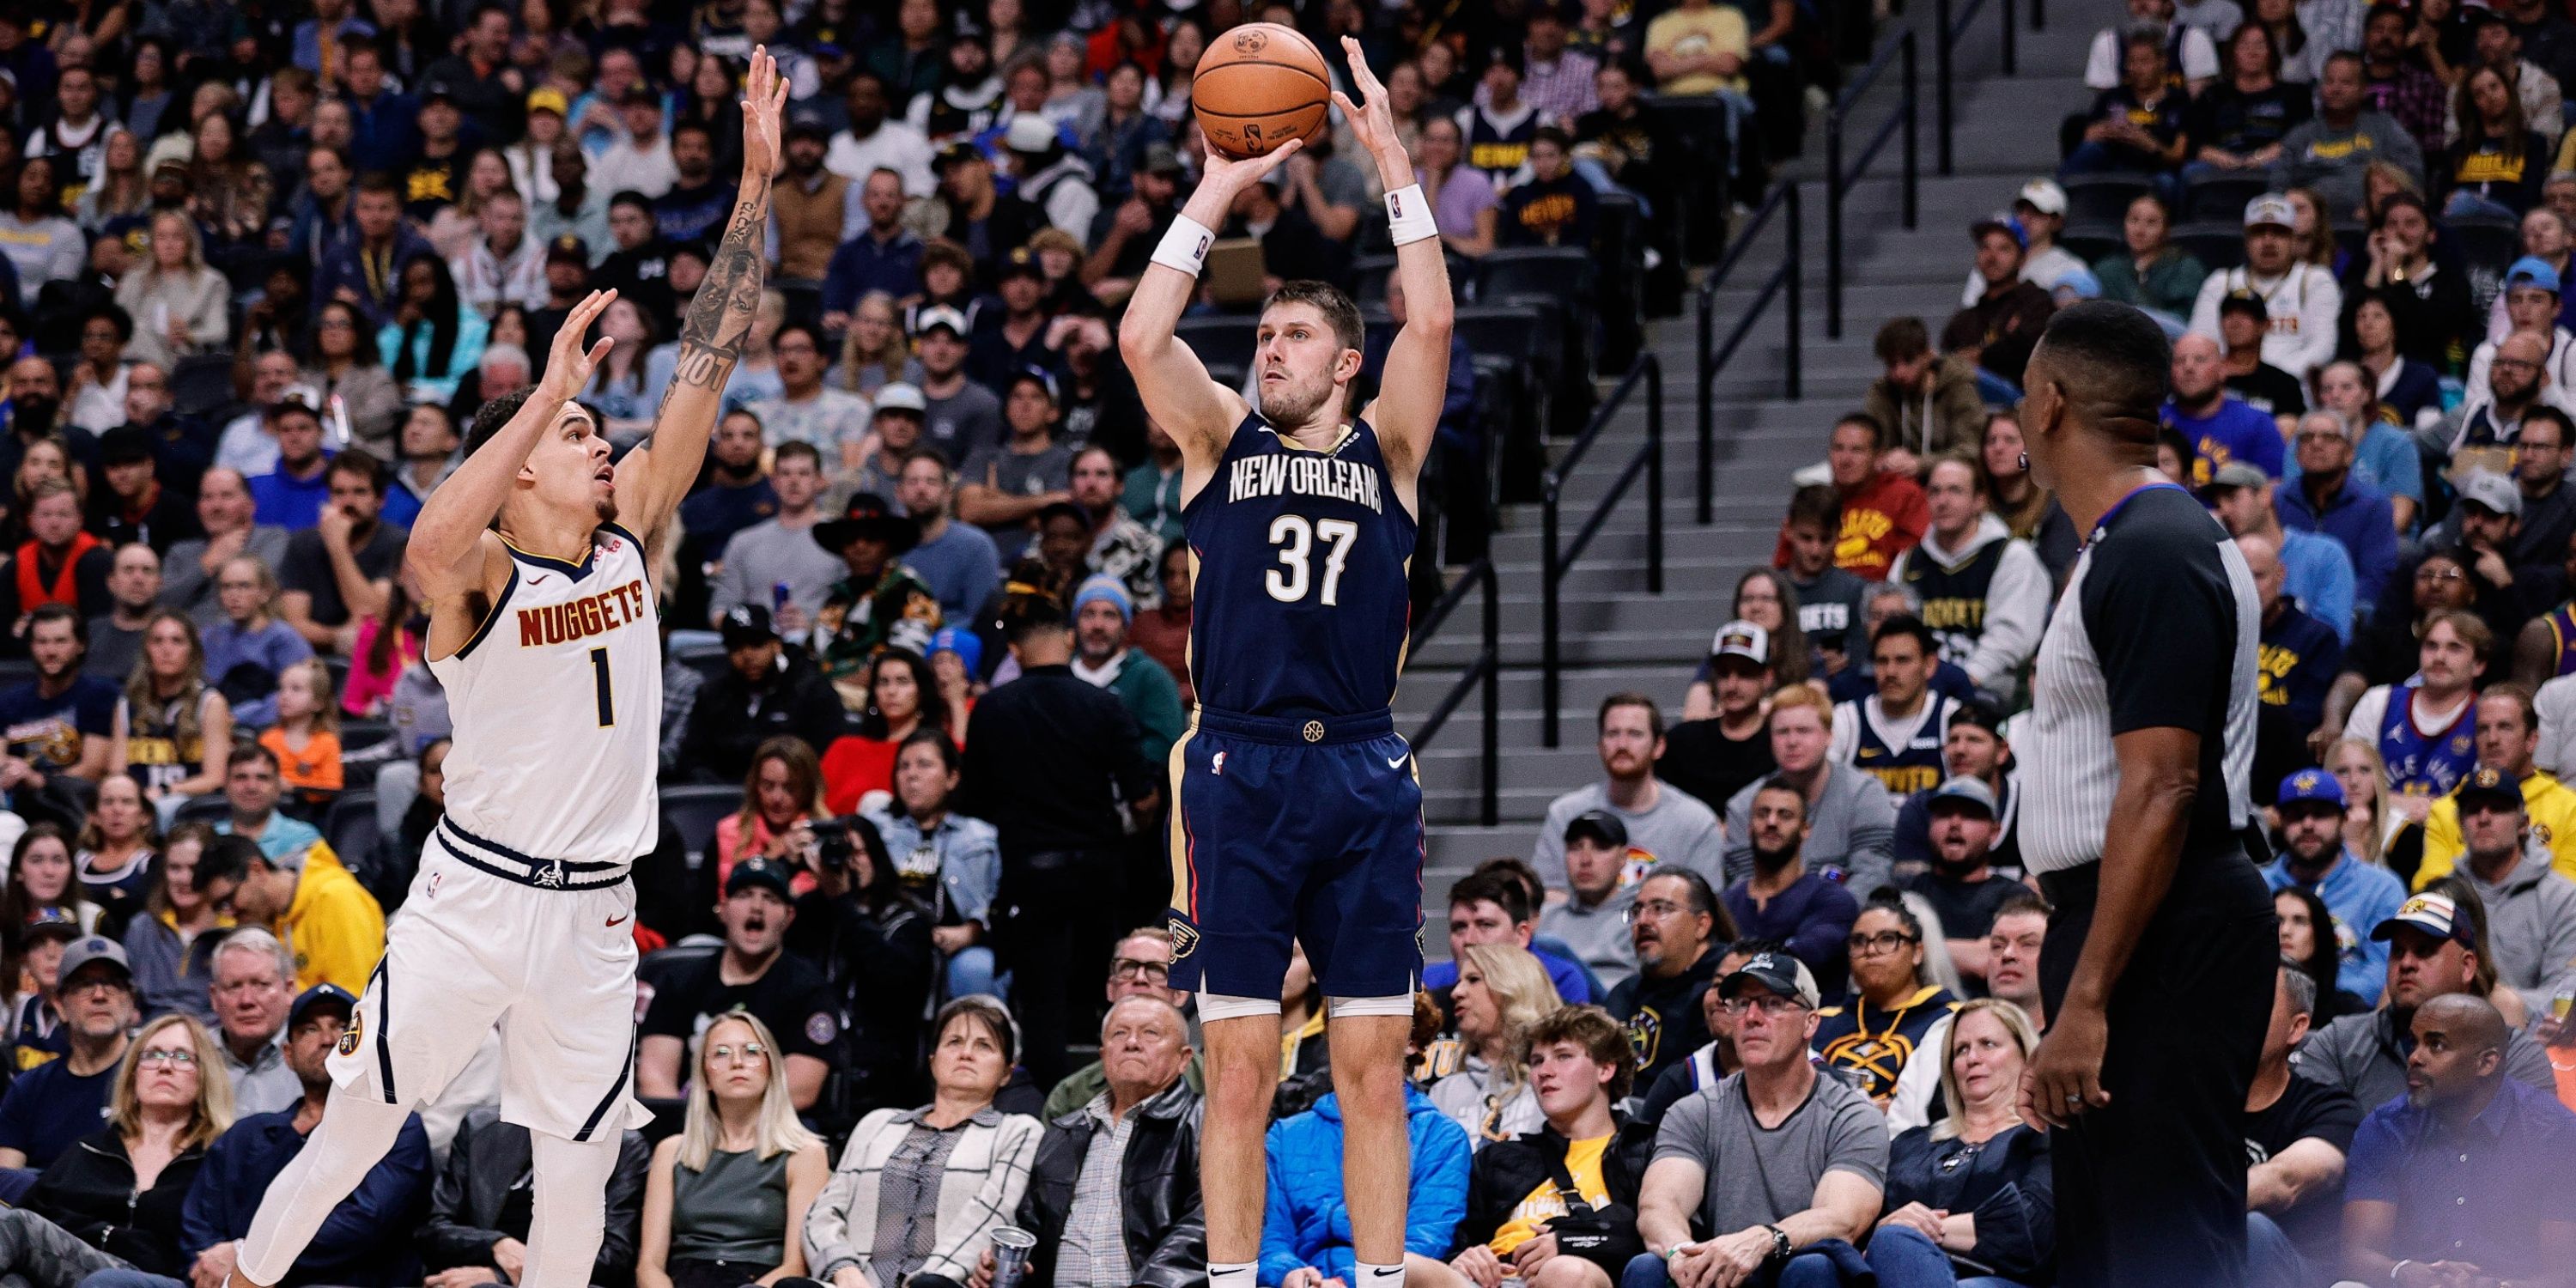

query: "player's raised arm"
xmin=1116 ymin=137 xmax=1305 ymax=471
xmin=1336 ymin=37 xmax=1452 ymax=485
xmin=407 ymin=289 xmax=617 ymax=599
xmin=616 ymin=46 xmax=793 ymax=532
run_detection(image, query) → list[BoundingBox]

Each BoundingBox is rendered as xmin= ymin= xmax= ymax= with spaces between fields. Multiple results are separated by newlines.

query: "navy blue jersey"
xmin=1182 ymin=413 xmax=1417 ymax=718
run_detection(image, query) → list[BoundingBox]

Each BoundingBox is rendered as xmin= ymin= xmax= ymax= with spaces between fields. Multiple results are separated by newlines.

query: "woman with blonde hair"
xmin=0 ymin=1013 xmax=234 ymax=1287
xmin=832 ymin=292 xmax=921 ymax=397
xmin=1429 ymin=942 xmax=1561 ymax=1149
xmin=113 ymin=210 xmax=231 ymax=371
xmin=2282 ymin=185 xmax=2341 ymax=269
xmin=1865 ymin=999 xmax=2052 ymax=1287
xmin=74 ymin=127 xmax=149 ymax=228
xmin=2326 ymin=735 xmax=2393 ymax=863
xmin=638 ymin=1010 xmax=829 ymax=1288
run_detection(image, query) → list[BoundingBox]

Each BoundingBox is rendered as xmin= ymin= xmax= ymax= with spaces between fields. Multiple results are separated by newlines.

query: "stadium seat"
xmin=2182 ymin=173 xmax=2273 ymax=224
xmin=2058 ymin=173 xmax=2157 ymax=227
xmin=1174 ymin=315 xmax=1258 ymax=374
xmin=173 ymin=795 xmax=229 ymax=827
xmin=660 ymin=783 xmax=741 ymax=872
xmin=2444 ymin=211 xmax=2523 ymax=276
xmin=1476 ymin=247 xmax=1596 ymax=312
xmin=170 ymin=355 xmax=235 ymax=419
xmin=325 ymin=792 xmax=380 ymax=866
xmin=2173 ymin=220 xmax=2248 ymax=271
xmin=2057 ymin=227 xmax=2122 ymax=266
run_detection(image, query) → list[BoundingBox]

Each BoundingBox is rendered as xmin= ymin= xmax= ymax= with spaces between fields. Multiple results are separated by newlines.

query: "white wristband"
xmin=1386 ymin=184 xmax=1438 ymax=246
xmin=1151 ymin=216 xmax=1217 ymax=276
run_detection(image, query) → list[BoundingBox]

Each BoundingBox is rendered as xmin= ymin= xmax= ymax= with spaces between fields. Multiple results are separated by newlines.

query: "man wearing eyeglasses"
xmin=2276 ymin=411 xmax=2400 ymax=617
xmin=1602 ymin=867 xmax=1729 ymax=1087
xmin=1042 ymin=927 xmax=1206 ymax=1121
xmin=1625 ymin=951 xmax=1886 ymax=1288
xmin=0 ymin=937 xmax=136 ymax=1170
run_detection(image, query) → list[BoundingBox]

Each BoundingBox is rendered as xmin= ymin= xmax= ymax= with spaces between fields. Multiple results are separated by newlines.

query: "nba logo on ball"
xmin=1235 ymin=28 xmax=1269 ymax=53
xmin=1194 ymin=21 xmax=1330 ymax=159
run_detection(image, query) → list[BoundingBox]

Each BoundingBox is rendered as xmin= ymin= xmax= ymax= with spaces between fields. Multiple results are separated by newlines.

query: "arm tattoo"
xmin=667 ymin=174 xmax=774 ymax=394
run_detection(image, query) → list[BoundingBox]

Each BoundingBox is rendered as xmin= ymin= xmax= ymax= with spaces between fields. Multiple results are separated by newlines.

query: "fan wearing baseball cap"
xmin=1941 ymin=212 xmax=2058 ymax=393
xmin=2185 ymin=191 xmax=2348 ymax=380
xmin=2263 ymin=767 xmax=2409 ymax=1004
xmin=2298 ymin=887 xmax=2557 ymax=1109
xmin=0 ymin=938 xmax=137 ymax=1170
xmin=1659 ymin=623 xmax=1780 ymax=814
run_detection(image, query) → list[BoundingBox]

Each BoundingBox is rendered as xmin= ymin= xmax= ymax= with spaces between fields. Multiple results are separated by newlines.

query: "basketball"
xmin=1193 ymin=22 xmax=1334 ymax=160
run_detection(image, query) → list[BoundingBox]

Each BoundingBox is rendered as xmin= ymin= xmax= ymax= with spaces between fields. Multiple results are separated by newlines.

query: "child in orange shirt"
xmin=258 ymin=659 xmax=344 ymax=821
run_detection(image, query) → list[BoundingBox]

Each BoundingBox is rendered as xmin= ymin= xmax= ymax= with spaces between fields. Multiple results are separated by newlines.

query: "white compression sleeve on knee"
xmin=1325 ymin=993 xmax=1419 ymax=1018
xmin=524 ymin=1131 xmax=625 ymax=1288
xmin=239 ymin=1087 xmax=415 ymax=1285
xmin=1196 ymin=992 xmax=1284 ymax=1022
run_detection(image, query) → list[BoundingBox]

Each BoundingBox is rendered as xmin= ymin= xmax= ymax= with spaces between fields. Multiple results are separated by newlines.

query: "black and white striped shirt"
xmin=2017 ymin=483 xmax=2260 ymax=874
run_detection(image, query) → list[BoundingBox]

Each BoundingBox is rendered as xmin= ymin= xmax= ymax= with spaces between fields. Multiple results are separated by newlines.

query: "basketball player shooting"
xmin=1117 ymin=37 xmax=1452 ymax=1288
xmin=223 ymin=51 xmax=789 ymax=1288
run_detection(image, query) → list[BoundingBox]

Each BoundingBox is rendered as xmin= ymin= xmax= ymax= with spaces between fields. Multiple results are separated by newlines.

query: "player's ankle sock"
xmin=1357 ymin=1261 xmax=1406 ymax=1285
xmin=1211 ymin=1261 xmax=1258 ymax=1288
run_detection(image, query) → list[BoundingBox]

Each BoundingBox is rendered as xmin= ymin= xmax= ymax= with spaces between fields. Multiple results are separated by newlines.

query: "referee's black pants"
xmin=2039 ymin=851 xmax=2276 ymax=1288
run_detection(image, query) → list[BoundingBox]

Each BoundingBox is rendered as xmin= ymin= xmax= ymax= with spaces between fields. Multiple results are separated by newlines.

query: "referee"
xmin=2011 ymin=302 xmax=2277 ymax=1288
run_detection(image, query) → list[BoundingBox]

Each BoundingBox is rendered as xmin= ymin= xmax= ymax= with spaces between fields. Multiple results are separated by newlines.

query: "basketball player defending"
xmin=1119 ymin=39 xmax=1451 ymax=1288
xmin=225 ymin=52 xmax=789 ymax=1288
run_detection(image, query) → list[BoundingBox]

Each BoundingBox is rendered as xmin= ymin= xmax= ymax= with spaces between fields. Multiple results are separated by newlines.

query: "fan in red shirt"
xmin=1772 ymin=413 xmax=1930 ymax=581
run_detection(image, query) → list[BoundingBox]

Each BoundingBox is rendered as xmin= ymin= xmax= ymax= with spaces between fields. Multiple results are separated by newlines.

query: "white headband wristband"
xmin=1151 ymin=216 xmax=1218 ymax=276
xmin=1385 ymin=184 xmax=1438 ymax=246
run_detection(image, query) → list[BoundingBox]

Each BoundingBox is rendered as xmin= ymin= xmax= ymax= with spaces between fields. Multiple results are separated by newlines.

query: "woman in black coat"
xmin=0 ymin=1014 xmax=232 ymax=1286
xmin=1864 ymin=999 xmax=2054 ymax=1288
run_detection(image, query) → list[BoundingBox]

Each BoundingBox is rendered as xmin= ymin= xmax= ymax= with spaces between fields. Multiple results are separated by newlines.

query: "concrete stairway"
xmin=1397 ymin=0 xmax=2108 ymax=905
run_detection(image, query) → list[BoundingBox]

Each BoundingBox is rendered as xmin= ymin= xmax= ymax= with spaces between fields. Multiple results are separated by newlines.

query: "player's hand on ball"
xmin=1200 ymin=136 xmax=1303 ymax=198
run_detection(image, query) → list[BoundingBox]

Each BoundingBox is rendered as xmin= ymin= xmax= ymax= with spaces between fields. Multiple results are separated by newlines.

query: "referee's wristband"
xmin=1151 ymin=216 xmax=1217 ymax=276
xmin=1385 ymin=183 xmax=1437 ymax=246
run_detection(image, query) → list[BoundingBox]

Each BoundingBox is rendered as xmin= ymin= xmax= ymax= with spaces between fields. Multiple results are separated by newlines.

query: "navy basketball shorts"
xmin=1166 ymin=707 xmax=1427 ymax=1000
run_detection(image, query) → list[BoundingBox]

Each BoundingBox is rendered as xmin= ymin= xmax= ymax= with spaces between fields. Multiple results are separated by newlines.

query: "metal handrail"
xmin=1826 ymin=27 xmax=1919 ymax=338
xmin=1406 ymin=557 xmax=1500 ymax=827
xmin=1935 ymin=0 xmax=2019 ymax=175
xmin=1694 ymin=182 xmax=1802 ymax=524
xmin=1540 ymin=355 xmax=1664 ymax=748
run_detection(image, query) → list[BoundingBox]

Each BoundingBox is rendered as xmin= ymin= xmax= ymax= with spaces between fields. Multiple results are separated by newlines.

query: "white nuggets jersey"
xmin=428 ymin=523 xmax=661 ymax=869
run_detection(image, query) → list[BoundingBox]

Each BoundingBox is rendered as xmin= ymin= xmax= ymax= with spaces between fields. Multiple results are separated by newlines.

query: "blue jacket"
xmin=2277 ymin=474 xmax=2400 ymax=618
xmin=313 ymin=228 xmax=436 ymax=330
xmin=182 ymin=1108 xmax=432 ymax=1287
xmin=1259 ymin=1089 xmax=1470 ymax=1285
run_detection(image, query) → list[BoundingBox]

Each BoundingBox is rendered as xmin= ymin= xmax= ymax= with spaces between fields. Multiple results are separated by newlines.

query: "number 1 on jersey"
xmin=588 ymin=647 xmax=614 ymax=726
xmin=1266 ymin=515 xmax=1359 ymax=606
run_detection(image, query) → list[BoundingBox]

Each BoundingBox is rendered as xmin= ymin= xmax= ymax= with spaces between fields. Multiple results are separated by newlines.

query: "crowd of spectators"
xmin=0 ymin=0 xmax=1954 ymax=1281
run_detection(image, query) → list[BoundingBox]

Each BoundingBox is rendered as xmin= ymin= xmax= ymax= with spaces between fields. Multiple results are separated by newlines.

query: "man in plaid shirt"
xmin=1514 ymin=9 xmax=1603 ymax=125
xmin=2360 ymin=2 xmax=2452 ymax=164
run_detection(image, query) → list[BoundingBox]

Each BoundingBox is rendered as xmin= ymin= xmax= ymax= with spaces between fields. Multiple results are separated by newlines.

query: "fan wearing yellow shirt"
xmin=1408 ymin=1007 xmax=1656 ymax=1288
xmin=2413 ymin=686 xmax=2576 ymax=887
xmin=1645 ymin=0 xmax=1752 ymax=96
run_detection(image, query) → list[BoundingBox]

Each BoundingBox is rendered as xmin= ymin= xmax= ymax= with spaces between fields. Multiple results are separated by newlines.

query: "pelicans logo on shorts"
xmin=1168 ymin=919 xmax=1200 ymax=959
xmin=337 ymin=1012 xmax=363 ymax=1057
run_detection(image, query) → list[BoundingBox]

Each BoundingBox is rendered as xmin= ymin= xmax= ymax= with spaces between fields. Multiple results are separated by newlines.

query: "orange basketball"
xmin=1193 ymin=22 xmax=1333 ymax=160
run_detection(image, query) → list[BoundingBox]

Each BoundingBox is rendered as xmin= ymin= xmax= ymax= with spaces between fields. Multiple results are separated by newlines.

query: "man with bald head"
xmin=2339 ymin=992 xmax=2576 ymax=1288
xmin=159 ymin=468 xmax=295 ymax=627
xmin=2164 ymin=331 xmax=2287 ymax=487
xmin=2243 ymin=531 xmax=2343 ymax=736
xmin=2014 ymin=301 xmax=2275 ymax=1288
xmin=989 ymin=993 xmax=1206 ymax=1288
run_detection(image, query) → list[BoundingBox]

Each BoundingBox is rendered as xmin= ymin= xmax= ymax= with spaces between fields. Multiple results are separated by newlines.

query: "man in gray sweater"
xmin=1532 ymin=693 xmax=1726 ymax=892
xmin=709 ymin=440 xmax=847 ymax=639
xmin=1723 ymin=688 xmax=1899 ymax=894
xmin=2271 ymin=52 xmax=2427 ymax=222
xmin=2443 ymin=768 xmax=2576 ymax=1015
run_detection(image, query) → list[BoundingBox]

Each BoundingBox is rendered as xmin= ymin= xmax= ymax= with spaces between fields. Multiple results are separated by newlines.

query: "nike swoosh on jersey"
xmin=527 ymin=574 xmax=551 ymax=586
